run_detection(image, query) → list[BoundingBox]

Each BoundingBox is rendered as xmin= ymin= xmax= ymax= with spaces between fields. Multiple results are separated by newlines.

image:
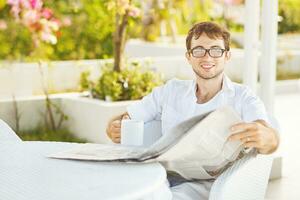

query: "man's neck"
xmin=195 ymin=75 xmax=224 ymax=104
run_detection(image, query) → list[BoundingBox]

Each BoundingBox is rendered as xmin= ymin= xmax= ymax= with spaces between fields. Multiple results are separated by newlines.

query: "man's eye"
xmin=194 ymin=49 xmax=205 ymax=52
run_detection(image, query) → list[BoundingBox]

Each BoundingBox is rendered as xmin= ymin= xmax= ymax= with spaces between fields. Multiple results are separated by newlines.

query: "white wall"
xmin=0 ymin=60 xmax=105 ymax=98
xmin=61 ymin=97 xmax=134 ymax=143
xmin=0 ymin=96 xmax=60 ymax=131
xmin=0 ymin=95 xmax=133 ymax=143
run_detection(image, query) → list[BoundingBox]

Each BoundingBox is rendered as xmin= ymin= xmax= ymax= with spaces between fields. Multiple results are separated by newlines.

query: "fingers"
xmin=107 ymin=113 xmax=131 ymax=143
xmin=107 ymin=120 xmax=121 ymax=143
xmin=240 ymin=135 xmax=258 ymax=143
xmin=229 ymin=122 xmax=261 ymax=141
xmin=111 ymin=120 xmax=121 ymax=128
xmin=243 ymin=141 xmax=259 ymax=149
xmin=122 ymin=114 xmax=130 ymax=120
xmin=229 ymin=121 xmax=277 ymax=154
xmin=228 ymin=127 xmax=260 ymax=151
xmin=229 ymin=131 xmax=257 ymax=141
xmin=231 ymin=122 xmax=260 ymax=132
xmin=229 ymin=132 xmax=259 ymax=151
xmin=111 ymin=134 xmax=120 ymax=143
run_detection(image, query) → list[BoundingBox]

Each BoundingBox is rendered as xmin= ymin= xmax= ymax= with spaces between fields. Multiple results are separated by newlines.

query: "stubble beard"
xmin=192 ymin=67 xmax=224 ymax=80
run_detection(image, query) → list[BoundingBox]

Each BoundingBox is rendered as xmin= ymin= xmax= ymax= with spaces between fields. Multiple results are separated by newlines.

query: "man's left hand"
xmin=228 ymin=120 xmax=279 ymax=154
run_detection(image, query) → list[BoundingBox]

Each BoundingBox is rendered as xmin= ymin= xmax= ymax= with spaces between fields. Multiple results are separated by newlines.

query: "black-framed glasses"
xmin=189 ymin=46 xmax=226 ymax=58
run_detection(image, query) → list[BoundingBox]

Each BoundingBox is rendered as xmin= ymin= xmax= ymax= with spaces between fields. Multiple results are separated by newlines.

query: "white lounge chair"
xmin=0 ymin=119 xmax=22 ymax=142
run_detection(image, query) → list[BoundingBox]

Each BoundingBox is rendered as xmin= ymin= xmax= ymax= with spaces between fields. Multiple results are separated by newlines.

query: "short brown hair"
xmin=186 ymin=22 xmax=230 ymax=51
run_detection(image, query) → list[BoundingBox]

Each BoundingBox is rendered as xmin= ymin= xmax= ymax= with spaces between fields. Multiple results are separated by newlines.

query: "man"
xmin=106 ymin=22 xmax=279 ymax=199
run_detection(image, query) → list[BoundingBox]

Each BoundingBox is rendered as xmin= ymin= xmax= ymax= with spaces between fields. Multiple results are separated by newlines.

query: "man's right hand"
xmin=106 ymin=113 xmax=130 ymax=143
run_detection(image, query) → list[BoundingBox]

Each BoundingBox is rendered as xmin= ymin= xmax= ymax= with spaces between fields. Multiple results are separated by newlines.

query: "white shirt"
xmin=127 ymin=75 xmax=270 ymax=135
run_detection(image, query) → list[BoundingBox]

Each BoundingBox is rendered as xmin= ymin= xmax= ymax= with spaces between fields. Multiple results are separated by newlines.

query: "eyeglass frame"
xmin=188 ymin=46 xmax=228 ymax=58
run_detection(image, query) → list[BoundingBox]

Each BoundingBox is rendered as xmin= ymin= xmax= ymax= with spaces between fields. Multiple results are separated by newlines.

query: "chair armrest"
xmin=209 ymin=154 xmax=273 ymax=200
xmin=0 ymin=119 xmax=22 ymax=142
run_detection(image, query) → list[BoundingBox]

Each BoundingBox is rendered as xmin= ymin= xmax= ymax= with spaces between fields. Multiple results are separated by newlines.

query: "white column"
xmin=243 ymin=0 xmax=260 ymax=93
xmin=260 ymin=0 xmax=278 ymax=115
xmin=260 ymin=0 xmax=281 ymax=181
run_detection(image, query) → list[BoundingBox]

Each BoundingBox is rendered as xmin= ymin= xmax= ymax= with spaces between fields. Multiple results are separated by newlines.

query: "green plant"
xmin=80 ymin=70 xmax=91 ymax=91
xmin=4 ymin=0 xmax=61 ymax=61
xmin=81 ymin=61 xmax=164 ymax=101
xmin=276 ymin=69 xmax=300 ymax=80
xmin=278 ymin=0 xmax=300 ymax=34
xmin=132 ymin=0 xmax=214 ymax=42
xmin=0 ymin=0 xmax=114 ymax=61
xmin=38 ymin=62 xmax=69 ymax=131
xmin=17 ymin=126 xmax=87 ymax=143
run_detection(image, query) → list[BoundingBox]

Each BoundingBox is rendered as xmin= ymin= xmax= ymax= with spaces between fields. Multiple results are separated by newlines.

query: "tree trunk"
xmin=113 ymin=1 xmax=130 ymax=72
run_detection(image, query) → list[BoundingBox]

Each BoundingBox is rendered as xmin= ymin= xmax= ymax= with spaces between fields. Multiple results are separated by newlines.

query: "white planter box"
xmin=0 ymin=94 xmax=135 ymax=144
xmin=0 ymin=96 xmax=54 ymax=131
xmin=61 ymin=97 xmax=135 ymax=143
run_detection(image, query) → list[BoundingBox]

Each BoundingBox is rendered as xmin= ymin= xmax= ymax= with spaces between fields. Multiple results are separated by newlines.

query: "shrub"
xmin=80 ymin=61 xmax=164 ymax=101
xmin=18 ymin=127 xmax=87 ymax=143
xmin=278 ymin=0 xmax=300 ymax=34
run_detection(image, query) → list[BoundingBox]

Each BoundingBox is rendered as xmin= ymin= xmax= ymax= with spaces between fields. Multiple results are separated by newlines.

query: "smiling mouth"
xmin=201 ymin=64 xmax=215 ymax=69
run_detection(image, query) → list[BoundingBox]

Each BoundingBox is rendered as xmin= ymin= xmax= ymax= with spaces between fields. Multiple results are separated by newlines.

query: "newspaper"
xmin=49 ymin=106 xmax=245 ymax=180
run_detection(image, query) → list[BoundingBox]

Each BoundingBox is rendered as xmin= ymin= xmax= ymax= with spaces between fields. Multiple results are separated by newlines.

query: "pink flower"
xmin=29 ymin=0 xmax=37 ymax=8
xmin=41 ymin=31 xmax=57 ymax=44
xmin=118 ymin=0 xmax=129 ymax=9
xmin=7 ymin=0 xmax=19 ymax=6
xmin=22 ymin=9 xmax=40 ymax=26
xmin=48 ymin=20 xmax=59 ymax=31
xmin=128 ymin=6 xmax=140 ymax=18
xmin=41 ymin=8 xmax=53 ymax=19
xmin=216 ymin=0 xmax=243 ymax=5
xmin=30 ymin=0 xmax=43 ymax=9
xmin=6 ymin=0 xmax=61 ymax=45
xmin=10 ymin=6 xmax=21 ymax=18
xmin=22 ymin=0 xmax=32 ymax=9
xmin=223 ymin=0 xmax=234 ymax=5
xmin=62 ymin=17 xmax=72 ymax=27
xmin=0 ymin=20 xmax=8 ymax=30
xmin=7 ymin=0 xmax=15 ymax=5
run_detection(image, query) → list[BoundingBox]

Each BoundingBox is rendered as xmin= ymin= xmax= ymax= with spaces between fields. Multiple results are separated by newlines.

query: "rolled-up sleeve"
xmin=241 ymin=87 xmax=270 ymax=124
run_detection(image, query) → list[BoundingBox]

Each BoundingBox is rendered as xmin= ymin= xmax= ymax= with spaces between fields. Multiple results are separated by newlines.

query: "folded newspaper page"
xmin=49 ymin=106 xmax=244 ymax=180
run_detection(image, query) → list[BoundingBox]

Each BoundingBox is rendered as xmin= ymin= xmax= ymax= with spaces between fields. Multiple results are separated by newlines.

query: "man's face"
xmin=186 ymin=33 xmax=230 ymax=80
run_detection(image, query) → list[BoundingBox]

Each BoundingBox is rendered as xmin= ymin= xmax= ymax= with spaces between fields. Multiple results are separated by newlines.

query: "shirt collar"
xmin=188 ymin=74 xmax=235 ymax=101
xmin=222 ymin=75 xmax=235 ymax=97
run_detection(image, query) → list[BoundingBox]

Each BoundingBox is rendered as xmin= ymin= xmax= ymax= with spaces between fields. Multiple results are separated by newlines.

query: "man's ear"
xmin=225 ymin=51 xmax=231 ymax=61
xmin=185 ymin=52 xmax=192 ymax=64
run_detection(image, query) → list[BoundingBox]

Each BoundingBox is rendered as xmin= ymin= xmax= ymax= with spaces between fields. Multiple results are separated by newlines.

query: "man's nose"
xmin=202 ymin=51 xmax=213 ymax=60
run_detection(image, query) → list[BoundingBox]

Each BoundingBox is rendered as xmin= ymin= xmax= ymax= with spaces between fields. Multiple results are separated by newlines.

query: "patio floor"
xmin=265 ymin=92 xmax=300 ymax=200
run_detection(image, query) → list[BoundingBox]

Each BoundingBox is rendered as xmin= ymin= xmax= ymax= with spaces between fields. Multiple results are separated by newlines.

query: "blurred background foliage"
xmin=0 ymin=0 xmax=299 ymax=61
xmin=0 ymin=0 xmax=114 ymax=61
xmin=17 ymin=126 xmax=87 ymax=142
xmin=80 ymin=61 xmax=163 ymax=101
xmin=278 ymin=0 xmax=300 ymax=34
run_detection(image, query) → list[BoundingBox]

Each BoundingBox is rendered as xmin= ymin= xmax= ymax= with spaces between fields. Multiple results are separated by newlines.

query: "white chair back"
xmin=0 ymin=120 xmax=21 ymax=142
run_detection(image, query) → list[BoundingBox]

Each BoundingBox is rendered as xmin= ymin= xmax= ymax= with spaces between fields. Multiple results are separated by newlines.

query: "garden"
xmin=0 ymin=0 xmax=299 ymax=142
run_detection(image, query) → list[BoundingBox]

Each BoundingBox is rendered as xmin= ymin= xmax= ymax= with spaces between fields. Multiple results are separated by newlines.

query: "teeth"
xmin=202 ymin=64 xmax=214 ymax=69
